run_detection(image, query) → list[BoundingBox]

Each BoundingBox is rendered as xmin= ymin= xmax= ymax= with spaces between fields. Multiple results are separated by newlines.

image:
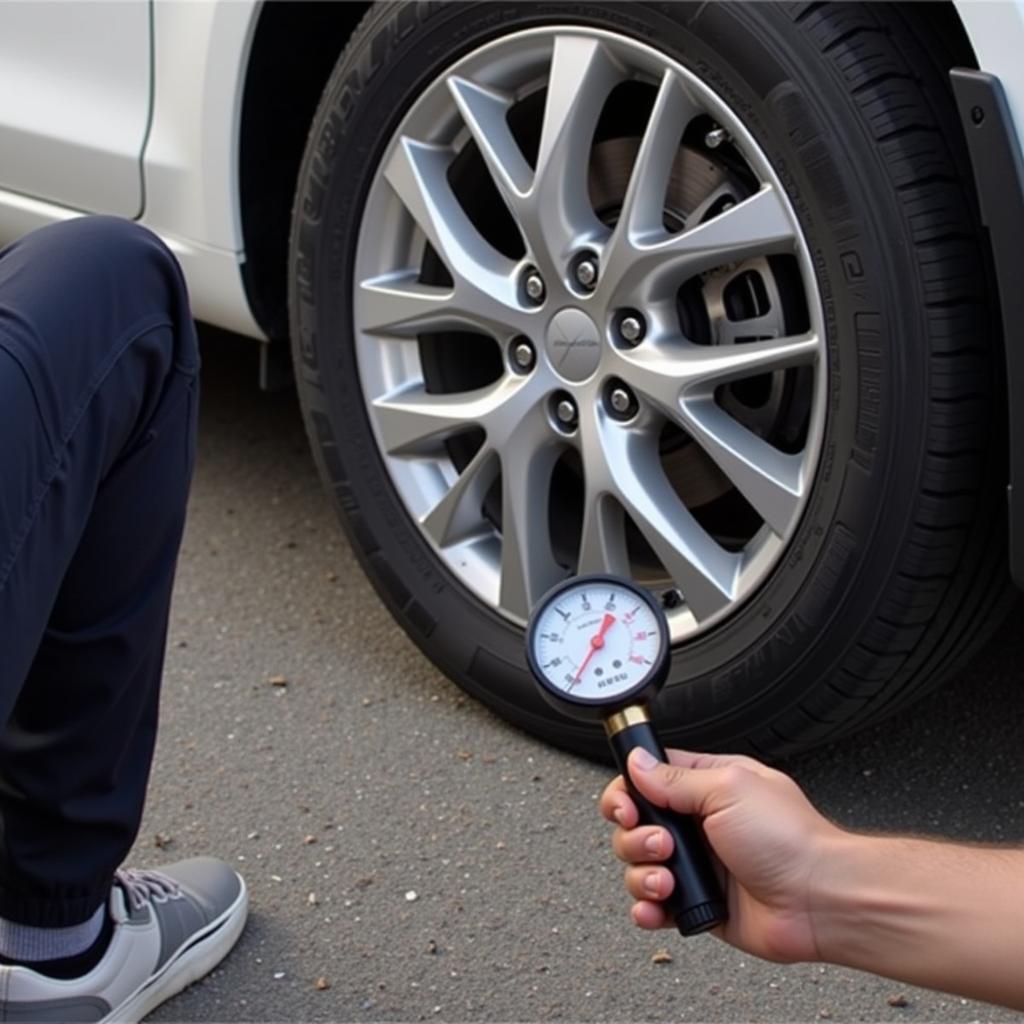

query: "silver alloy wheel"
xmin=353 ymin=26 xmax=826 ymax=643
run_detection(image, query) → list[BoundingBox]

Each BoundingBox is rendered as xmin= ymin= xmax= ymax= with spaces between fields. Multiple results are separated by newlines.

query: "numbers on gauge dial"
xmin=532 ymin=584 xmax=664 ymax=700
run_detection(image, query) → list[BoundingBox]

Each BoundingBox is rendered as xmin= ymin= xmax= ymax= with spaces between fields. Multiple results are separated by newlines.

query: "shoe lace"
xmin=115 ymin=868 xmax=182 ymax=911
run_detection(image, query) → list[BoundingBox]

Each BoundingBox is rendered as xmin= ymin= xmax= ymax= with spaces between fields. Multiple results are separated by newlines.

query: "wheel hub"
xmin=545 ymin=307 xmax=602 ymax=382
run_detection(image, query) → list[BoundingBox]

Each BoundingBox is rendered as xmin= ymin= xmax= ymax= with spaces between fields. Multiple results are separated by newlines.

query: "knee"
xmin=67 ymin=219 xmax=192 ymax=343
xmin=0 ymin=216 xmax=198 ymax=380
xmin=46 ymin=216 xmax=178 ymax=277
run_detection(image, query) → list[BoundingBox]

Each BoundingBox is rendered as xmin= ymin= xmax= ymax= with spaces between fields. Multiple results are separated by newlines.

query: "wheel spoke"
xmin=358 ymin=270 xmax=524 ymax=339
xmin=359 ymin=273 xmax=452 ymax=336
xmin=420 ymin=446 xmax=500 ymax=548
xmin=598 ymin=424 xmax=739 ymax=620
xmin=608 ymin=184 xmax=796 ymax=302
xmin=498 ymin=431 xmax=564 ymax=618
xmin=651 ymin=183 xmax=794 ymax=276
xmin=680 ymin=398 xmax=804 ymax=536
xmin=617 ymin=70 xmax=697 ymax=239
xmin=577 ymin=492 xmax=630 ymax=577
xmin=372 ymin=377 xmax=524 ymax=455
xmin=619 ymin=332 xmax=819 ymax=409
xmin=447 ymin=75 xmax=533 ymax=220
xmin=384 ymin=137 xmax=520 ymax=305
xmin=531 ymin=34 xmax=620 ymax=250
xmin=682 ymin=332 xmax=820 ymax=394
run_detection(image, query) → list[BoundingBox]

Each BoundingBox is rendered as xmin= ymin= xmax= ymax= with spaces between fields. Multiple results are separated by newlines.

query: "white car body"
xmin=0 ymin=0 xmax=260 ymax=337
xmin=0 ymin=0 xmax=1021 ymax=344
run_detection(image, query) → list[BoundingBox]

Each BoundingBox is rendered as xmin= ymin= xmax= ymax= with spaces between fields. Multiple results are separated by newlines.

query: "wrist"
xmin=802 ymin=827 xmax=859 ymax=963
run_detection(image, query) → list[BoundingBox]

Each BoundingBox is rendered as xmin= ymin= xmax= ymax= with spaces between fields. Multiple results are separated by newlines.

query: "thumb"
xmin=627 ymin=746 xmax=741 ymax=819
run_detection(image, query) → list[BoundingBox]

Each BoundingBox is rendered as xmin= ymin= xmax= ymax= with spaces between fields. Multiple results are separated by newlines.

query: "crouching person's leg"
xmin=0 ymin=217 xmax=247 ymax=1022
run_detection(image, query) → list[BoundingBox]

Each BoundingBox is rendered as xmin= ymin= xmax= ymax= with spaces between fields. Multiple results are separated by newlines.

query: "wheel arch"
xmin=238 ymin=0 xmax=373 ymax=341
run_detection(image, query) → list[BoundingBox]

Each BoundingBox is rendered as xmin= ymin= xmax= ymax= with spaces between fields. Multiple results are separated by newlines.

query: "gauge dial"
xmin=526 ymin=576 xmax=670 ymax=715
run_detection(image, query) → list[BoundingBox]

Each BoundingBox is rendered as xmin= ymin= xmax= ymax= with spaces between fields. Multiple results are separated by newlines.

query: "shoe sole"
xmin=101 ymin=872 xmax=248 ymax=1024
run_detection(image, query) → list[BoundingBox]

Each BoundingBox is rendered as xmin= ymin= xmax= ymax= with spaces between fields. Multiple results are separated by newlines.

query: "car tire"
xmin=290 ymin=0 xmax=1008 ymax=760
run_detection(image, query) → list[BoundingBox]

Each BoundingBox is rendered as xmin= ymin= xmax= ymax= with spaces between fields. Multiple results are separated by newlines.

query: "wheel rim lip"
xmin=351 ymin=24 xmax=827 ymax=644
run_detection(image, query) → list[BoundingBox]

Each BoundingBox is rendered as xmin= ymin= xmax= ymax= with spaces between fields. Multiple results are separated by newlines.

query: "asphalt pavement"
xmin=140 ymin=329 xmax=1024 ymax=1023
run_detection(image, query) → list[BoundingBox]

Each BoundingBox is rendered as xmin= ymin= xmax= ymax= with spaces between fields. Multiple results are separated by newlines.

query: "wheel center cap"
xmin=545 ymin=308 xmax=601 ymax=382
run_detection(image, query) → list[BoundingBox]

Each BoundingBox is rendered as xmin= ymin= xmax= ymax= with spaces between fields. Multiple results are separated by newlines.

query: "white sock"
xmin=0 ymin=903 xmax=105 ymax=963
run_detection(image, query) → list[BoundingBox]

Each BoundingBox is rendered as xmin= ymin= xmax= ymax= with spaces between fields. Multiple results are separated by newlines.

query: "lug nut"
xmin=618 ymin=313 xmax=646 ymax=345
xmin=511 ymin=338 xmax=535 ymax=371
xmin=575 ymin=257 xmax=598 ymax=290
xmin=705 ymin=127 xmax=728 ymax=149
xmin=606 ymin=381 xmax=638 ymax=421
xmin=524 ymin=271 xmax=546 ymax=303
xmin=555 ymin=399 xmax=577 ymax=426
xmin=609 ymin=388 xmax=633 ymax=415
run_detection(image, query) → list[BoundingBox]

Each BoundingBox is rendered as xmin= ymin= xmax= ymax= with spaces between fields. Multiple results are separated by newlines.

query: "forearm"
xmin=811 ymin=832 xmax=1024 ymax=1009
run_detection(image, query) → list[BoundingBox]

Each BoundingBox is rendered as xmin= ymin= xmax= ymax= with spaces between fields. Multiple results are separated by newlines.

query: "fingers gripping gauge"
xmin=526 ymin=575 xmax=728 ymax=936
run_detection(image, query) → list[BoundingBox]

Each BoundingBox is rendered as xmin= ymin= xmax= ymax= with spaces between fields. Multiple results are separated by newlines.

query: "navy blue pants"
xmin=0 ymin=217 xmax=198 ymax=927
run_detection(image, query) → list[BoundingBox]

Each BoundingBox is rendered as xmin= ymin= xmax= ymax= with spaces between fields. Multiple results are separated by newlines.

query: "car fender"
xmin=140 ymin=0 xmax=265 ymax=338
xmin=954 ymin=0 xmax=1024 ymax=139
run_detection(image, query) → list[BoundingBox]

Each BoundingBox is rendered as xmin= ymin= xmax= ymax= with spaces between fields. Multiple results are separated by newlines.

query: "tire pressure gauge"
xmin=526 ymin=574 xmax=728 ymax=936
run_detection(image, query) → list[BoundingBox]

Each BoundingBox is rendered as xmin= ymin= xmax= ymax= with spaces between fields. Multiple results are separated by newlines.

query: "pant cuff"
xmin=0 ymin=877 xmax=111 ymax=928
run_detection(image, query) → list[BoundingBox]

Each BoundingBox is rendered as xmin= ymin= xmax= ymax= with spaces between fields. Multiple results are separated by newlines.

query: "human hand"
xmin=599 ymin=748 xmax=844 ymax=963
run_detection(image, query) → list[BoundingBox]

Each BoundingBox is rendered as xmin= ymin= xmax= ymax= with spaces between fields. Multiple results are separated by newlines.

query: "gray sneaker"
xmin=0 ymin=858 xmax=248 ymax=1023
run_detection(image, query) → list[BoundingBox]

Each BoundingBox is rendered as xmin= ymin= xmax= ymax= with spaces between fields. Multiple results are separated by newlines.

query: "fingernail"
xmin=644 ymin=832 xmax=662 ymax=857
xmin=631 ymin=748 xmax=658 ymax=772
xmin=643 ymin=871 xmax=661 ymax=897
xmin=612 ymin=805 xmax=628 ymax=827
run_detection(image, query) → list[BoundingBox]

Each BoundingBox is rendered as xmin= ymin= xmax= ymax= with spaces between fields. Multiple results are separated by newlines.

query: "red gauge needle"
xmin=573 ymin=613 xmax=616 ymax=683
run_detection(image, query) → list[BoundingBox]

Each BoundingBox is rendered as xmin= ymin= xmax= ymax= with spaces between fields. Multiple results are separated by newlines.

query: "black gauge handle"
xmin=607 ymin=715 xmax=728 ymax=936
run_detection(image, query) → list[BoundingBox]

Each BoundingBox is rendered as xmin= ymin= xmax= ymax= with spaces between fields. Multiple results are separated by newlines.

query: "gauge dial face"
xmin=528 ymin=578 xmax=668 ymax=706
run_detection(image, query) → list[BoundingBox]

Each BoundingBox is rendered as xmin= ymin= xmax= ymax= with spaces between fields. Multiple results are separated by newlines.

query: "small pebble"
xmin=888 ymin=994 xmax=909 ymax=1008
xmin=405 ymin=890 xmax=418 ymax=902
xmin=314 ymin=977 xmax=331 ymax=991
xmin=651 ymin=949 xmax=673 ymax=964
